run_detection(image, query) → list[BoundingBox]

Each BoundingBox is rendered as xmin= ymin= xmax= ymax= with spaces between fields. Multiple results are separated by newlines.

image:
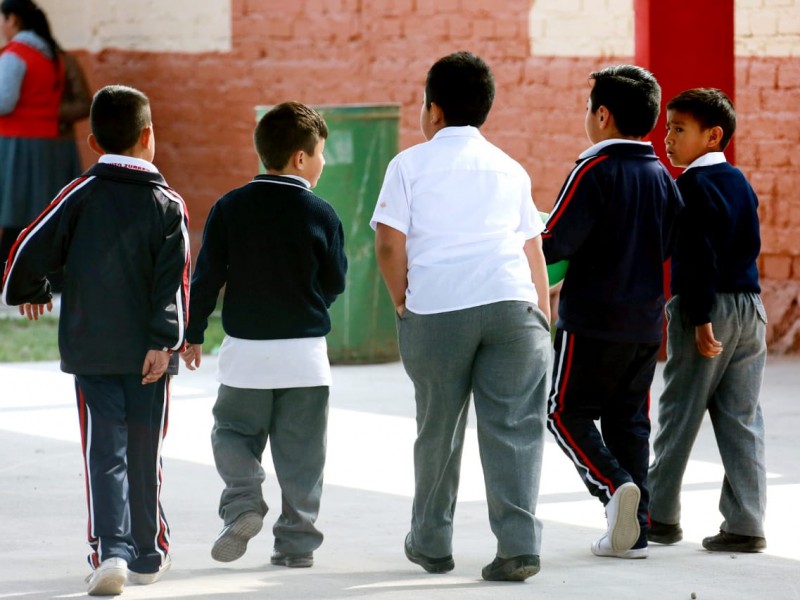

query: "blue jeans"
xmin=649 ymin=293 xmax=767 ymax=537
xmin=397 ymin=301 xmax=551 ymax=558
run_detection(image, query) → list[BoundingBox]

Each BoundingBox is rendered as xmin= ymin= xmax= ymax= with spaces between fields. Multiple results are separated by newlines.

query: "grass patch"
xmin=0 ymin=313 xmax=226 ymax=363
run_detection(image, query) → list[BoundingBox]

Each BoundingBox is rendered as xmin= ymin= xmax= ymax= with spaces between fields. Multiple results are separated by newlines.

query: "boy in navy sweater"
xmin=543 ymin=65 xmax=682 ymax=559
xmin=648 ymin=88 xmax=767 ymax=553
xmin=182 ymin=102 xmax=347 ymax=568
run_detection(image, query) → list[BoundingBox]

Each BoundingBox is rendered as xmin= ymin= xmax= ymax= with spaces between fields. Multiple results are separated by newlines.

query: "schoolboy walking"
xmin=372 ymin=51 xmax=552 ymax=582
xmin=181 ymin=102 xmax=347 ymax=569
xmin=543 ymin=65 xmax=682 ymax=559
xmin=648 ymin=88 xmax=767 ymax=553
xmin=1 ymin=84 xmax=190 ymax=595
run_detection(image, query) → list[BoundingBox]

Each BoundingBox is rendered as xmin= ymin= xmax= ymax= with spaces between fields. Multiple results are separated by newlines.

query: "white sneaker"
xmin=86 ymin=557 xmax=127 ymax=596
xmin=605 ymin=482 xmax=641 ymax=552
xmin=592 ymin=532 xmax=648 ymax=559
xmin=128 ymin=554 xmax=172 ymax=585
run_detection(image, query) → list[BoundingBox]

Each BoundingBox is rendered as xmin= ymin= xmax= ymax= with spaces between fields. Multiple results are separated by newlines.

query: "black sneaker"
xmin=404 ymin=533 xmax=454 ymax=574
xmin=271 ymin=550 xmax=314 ymax=568
xmin=702 ymin=530 xmax=766 ymax=552
xmin=482 ymin=555 xmax=540 ymax=581
xmin=648 ymin=520 xmax=683 ymax=544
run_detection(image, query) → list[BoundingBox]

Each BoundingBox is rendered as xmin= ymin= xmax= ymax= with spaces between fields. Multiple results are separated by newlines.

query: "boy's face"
xmin=304 ymin=137 xmax=326 ymax=188
xmin=419 ymin=93 xmax=435 ymax=141
xmin=664 ymin=109 xmax=718 ymax=168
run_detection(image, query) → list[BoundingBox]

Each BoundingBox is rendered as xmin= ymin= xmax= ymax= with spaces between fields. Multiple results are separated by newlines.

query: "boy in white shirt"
xmin=371 ymin=51 xmax=551 ymax=582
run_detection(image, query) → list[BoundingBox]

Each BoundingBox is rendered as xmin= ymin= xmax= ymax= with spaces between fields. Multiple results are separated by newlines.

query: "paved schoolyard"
xmin=1 ymin=356 xmax=798 ymax=599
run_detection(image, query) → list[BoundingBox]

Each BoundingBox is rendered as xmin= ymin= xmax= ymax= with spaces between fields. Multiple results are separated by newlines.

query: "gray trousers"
xmin=397 ymin=301 xmax=552 ymax=558
xmin=648 ymin=293 xmax=768 ymax=537
xmin=211 ymin=384 xmax=328 ymax=554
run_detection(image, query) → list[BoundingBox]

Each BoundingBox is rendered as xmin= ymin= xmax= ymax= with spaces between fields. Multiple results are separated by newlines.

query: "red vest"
xmin=0 ymin=40 xmax=63 ymax=138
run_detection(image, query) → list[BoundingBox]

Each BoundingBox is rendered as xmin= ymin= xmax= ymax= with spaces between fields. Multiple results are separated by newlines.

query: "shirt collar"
xmin=579 ymin=138 xmax=652 ymax=159
xmin=280 ymin=174 xmax=311 ymax=188
xmin=685 ymin=151 xmax=727 ymax=172
xmin=431 ymin=126 xmax=484 ymax=141
xmin=99 ymin=154 xmax=159 ymax=173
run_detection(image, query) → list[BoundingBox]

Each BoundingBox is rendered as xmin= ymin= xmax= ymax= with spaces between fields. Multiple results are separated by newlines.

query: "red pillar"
xmin=634 ymin=0 xmax=735 ymax=357
xmin=634 ymin=0 xmax=736 ymax=168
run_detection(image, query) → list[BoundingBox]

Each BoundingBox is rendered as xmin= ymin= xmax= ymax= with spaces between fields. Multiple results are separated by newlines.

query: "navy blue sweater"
xmin=186 ymin=175 xmax=347 ymax=343
xmin=670 ymin=162 xmax=761 ymax=325
xmin=543 ymin=142 xmax=683 ymax=343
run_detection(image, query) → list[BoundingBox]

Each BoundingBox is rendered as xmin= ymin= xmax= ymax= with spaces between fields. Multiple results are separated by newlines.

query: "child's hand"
xmin=695 ymin=323 xmax=723 ymax=358
xmin=181 ymin=343 xmax=203 ymax=370
xmin=18 ymin=301 xmax=53 ymax=320
xmin=141 ymin=349 xmax=170 ymax=384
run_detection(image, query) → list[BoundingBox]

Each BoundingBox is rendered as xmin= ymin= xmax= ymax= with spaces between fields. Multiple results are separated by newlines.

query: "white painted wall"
xmin=36 ymin=0 xmax=231 ymax=53
xmin=530 ymin=0 xmax=800 ymax=57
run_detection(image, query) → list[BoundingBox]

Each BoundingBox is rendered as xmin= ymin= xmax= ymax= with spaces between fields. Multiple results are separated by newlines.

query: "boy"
xmin=543 ymin=65 xmax=682 ymax=559
xmin=371 ymin=51 xmax=552 ymax=582
xmin=648 ymin=88 xmax=767 ymax=552
xmin=181 ymin=102 xmax=347 ymax=569
xmin=1 ymin=84 xmax=190 ymax=595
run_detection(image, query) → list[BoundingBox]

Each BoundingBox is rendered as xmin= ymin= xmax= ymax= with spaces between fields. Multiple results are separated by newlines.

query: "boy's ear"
xmin=428 ymin=101 xmax=445 ymax=126
xmin=291 ymin=148 xmax=306 ymax=171
xmin=596 ymin=105 xmax=612 ymax=130
xmin=87 ymin=133 xmax=105 ymax=156
xmin=139 ymin=125 xmax=154 ymax=149
xmin=707 ymin=125 xmax=724 ymax=149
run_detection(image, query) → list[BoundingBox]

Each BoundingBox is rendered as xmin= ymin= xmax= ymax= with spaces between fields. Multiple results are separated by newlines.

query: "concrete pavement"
xmin=0 ymin=356 xmax=798 ymax=599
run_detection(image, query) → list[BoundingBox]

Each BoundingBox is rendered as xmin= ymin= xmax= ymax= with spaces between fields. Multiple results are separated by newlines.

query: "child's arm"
xmin=148 ymin=192 xmax=190 ymax=359
xmin=542 ymin=159 xmax=608 ymax=263
xmin=318 ymin=218 xmax=347 ymax=307
xmin=182 ymin=202 xmax=228 ymax=368
xmin=375 ymin=223 xmax=408 ymax=315
xmin=524 ymin=235 xmax=551 ymax=322
xmin=1 ymin=186 xmax=74 ymax=308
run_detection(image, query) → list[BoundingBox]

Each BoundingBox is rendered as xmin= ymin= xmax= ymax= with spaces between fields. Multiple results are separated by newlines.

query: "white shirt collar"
xmin=579 ymin=138 xmax=652 ymax=159
xmin=431 ymin=126 xmax=484 ymax=141
xmin=99 ymin=154 xmax=159 ymax=173
xmin=684 ymin=151 xmax=727 ymax=172
xmin=280 ymin=174 xmax=311 ymax=188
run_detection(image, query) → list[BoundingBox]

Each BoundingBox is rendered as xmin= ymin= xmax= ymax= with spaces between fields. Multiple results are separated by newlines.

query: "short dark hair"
xmin=425 ymin=51 xmax=494 ymax=127
xmin=254 ymin=102 xmax=328 ymax=171
xmin=90 ymin=85 xmax=151 ymax=154
xmin=667 ymin=88 xmax=737 ymax=150
xmin=589 ymin=65 xmax=661 ymax=137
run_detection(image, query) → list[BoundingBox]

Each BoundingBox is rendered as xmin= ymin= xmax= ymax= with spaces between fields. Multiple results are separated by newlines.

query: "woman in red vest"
xmin=0 ymin=0 xmax=64 ymax=263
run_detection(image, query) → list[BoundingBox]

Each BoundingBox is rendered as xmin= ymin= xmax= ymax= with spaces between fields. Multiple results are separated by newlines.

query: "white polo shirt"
xmin=370 ymin=126 xmax=543 ymax=314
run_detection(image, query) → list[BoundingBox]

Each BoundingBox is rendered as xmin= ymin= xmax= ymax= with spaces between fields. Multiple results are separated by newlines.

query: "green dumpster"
xmin=255 ymin=104 xmax=401 ymax=363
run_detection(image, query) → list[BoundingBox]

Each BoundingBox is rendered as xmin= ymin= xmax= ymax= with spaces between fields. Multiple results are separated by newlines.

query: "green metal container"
xmin=255 ymin=104 xmax=401 ymax=363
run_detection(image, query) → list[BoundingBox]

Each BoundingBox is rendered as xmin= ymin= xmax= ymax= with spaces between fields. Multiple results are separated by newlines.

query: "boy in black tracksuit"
xmin=181 ymin=102 xmax=347 ymax=569
xmin=543 ymin=65 xmax=682 ymax=559
xmin=1 ymin=85 xmax=190 ymax=595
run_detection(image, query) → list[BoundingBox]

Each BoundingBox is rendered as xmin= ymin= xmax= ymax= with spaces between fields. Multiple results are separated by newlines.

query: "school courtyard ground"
xmin=0 ymin=353 xmax=798 ymax=599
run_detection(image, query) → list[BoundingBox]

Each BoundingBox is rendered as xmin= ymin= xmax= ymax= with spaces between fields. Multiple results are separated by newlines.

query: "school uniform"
xmin=1 ymin=155 xmax=190 ymax=573
xmin=649 ymin=153 xmax=767 ymax=537
xmin=371 ymin=126 xmax=552 ymax=559
xmin=542 ymin=139 xmax=683 ymax=540
xmin=186 ymin=174 xmax=347 ymax=555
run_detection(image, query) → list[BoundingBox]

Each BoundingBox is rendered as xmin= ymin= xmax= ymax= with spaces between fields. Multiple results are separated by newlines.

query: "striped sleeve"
xmin=541 ymin=155 xmax=609 ymax=263
xmin=149 ymin=187 xmax=191 ymax=352
xmin=1 ymin=177 xmax=92 ymax=306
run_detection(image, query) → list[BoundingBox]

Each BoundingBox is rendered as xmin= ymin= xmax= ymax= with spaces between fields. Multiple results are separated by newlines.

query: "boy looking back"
xmin=1 ymin=84 xmax=190 ymax=595
xmin=543 ymin=65 xmax=682 ymax=559
xmin=181 ymin=101 xmax=347 ymax=569
xmin=648 ymin=88 xmax=767 ymax=553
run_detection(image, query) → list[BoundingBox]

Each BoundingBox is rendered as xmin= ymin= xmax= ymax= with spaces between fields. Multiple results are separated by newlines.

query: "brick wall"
xmin=35 ymin=0 xmax=800 ymax=351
